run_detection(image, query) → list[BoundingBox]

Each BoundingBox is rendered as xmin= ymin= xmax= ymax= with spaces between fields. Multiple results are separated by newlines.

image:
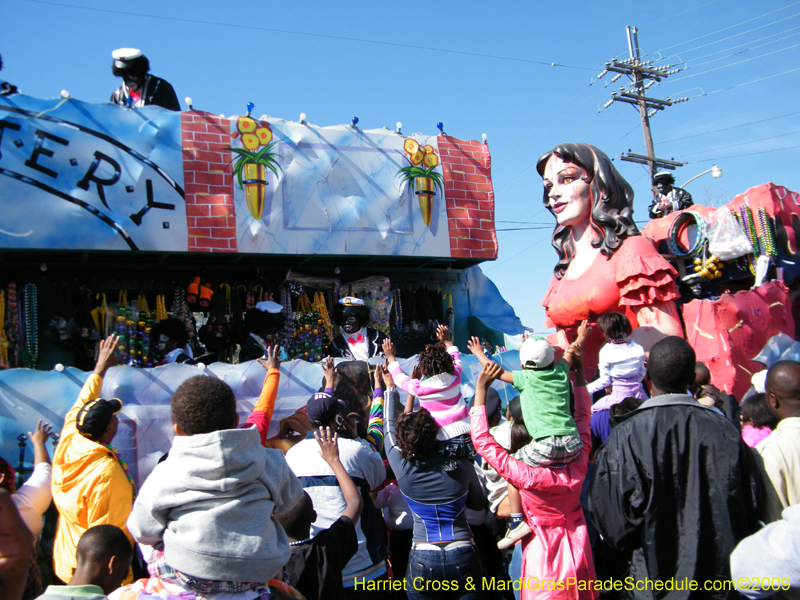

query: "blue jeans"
xmin=509 ymin=543 xmax=522 ymax=600
xmin=406 ymin=544 xmax=485 ymax=600
xmin=437 ymin=434 xmax=477 ymax=460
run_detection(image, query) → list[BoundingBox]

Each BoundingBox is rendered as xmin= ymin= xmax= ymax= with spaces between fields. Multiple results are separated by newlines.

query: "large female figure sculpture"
xmin=537 ymin=143 xmax=683 ymax=375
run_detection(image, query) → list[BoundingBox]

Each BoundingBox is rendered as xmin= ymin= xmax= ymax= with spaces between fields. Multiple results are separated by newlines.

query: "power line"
xmin=577 ymin=105 xmax=624 ymax=143
xmin=691 ymin=142 xmax=800 ymax=163
xmin=23 ymin=0 xmax=596 ymax=71
xmin=699 ymin=65 xmax=800 ymax=96
xmin=674 ymin=129 xmax=800 ymax=158
xmin=652 ymin=2 xmax=800 ymax=54
xmin=686 ymin=25 xmax=800 ymax=65
xmin=493 ymin=77 xmax=595 ymax=162
xmin=669 ymin=42 xmax=800 ymax=83
xmin=493 ymin=81 xmax=611 ymax=171
xmin=656 ymin=10 xmax=800 ymax=61
xmin=483 ymin=236 xmax=550 ymax=271
xmin=640 ymin=0 xmax=723 ymax=28
xmin=634 ymin=110 xmax=800 ymax=147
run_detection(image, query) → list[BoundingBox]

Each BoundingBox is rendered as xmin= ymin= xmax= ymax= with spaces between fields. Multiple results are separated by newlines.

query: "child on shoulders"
xmin=586 ymin=312 xmax=648 ymax=413
xmin=468 ymin=320 xmax=592 ymax=548
xmin=383 ymin=325 xmax=474 ymax=458
xmin=127 ymin=345 xmax=303 ymax=593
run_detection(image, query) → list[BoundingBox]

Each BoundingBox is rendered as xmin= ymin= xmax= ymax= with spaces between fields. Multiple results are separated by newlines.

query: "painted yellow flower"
xmin=241 ymin=133 xmax=260 ymax=151
xmin=423 ymin=152 xmax=439 ymax=168
xmin=410 ymin=150 xmax=424 ymax=166
xmin=237 ymin=117 xmax=257 ymax=133
xmin=404 ymin=139 xmax=420 ymax=156
xmin=255 ymin=127 xmax=273 ymax=146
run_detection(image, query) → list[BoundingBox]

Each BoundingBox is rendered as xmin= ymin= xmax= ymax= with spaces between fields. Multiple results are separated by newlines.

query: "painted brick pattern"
xmin=180 ymin=112 xmax=237 ymax=252
xmin=438 ymin=136 xmax=497 ymax=260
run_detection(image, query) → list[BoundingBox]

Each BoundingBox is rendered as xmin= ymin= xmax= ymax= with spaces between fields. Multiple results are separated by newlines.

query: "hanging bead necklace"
xmin=104 ymin=443 xmax=138 ymax=498
xmin=756 ymin=207 xmax=777 ymax=258
xmin=22 ymin=283 xmax=38 ymax=368
xmin=0 ymin=290 xmax=8 ymax=369
xmin=7 ymin=284 xmax=20 ymax=367
xmin=738 ymin=205 xmax=759 ymax=275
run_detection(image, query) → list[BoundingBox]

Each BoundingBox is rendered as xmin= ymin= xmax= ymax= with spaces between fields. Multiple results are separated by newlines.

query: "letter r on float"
xmin=77 ymin=150 xmax=121 ymax=209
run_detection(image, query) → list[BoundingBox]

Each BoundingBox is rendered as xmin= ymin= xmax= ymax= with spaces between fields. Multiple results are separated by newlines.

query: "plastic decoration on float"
xmin=337 ymin=277 xmax=392 ymax=337
xmin=663 ymin=206 xmax=778 ymax=297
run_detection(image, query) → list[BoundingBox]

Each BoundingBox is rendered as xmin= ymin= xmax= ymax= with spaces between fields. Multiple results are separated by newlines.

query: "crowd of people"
xmin=1 ymin=313 xmax=799 ymax=600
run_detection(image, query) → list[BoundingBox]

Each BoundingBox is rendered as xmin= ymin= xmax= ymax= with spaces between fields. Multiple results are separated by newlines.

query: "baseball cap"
xmin=306 ymin=392 xmax=347 ymax=425
xmin=519 ymin=337 xmax=555 ymax=369
xmin=76 ymin=398 xmax=123 ymax=440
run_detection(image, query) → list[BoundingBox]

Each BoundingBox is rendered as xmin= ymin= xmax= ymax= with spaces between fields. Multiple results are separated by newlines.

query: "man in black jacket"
xmin=109 ymin=48 xmax=180 ymax=111
xmin=589 ymin=336 xmax=763 ymax=599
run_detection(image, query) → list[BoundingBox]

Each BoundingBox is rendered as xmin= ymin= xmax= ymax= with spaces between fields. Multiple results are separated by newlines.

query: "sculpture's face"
xmin=123 ymin=73 xmax=144 ymax=92
xmin=342 ymin=308 xmax=363 ymax=334
xmin=655 ymin=180 xmax=672 ymax=195
xmin=543 ymin=154 xmax=591 ymax=228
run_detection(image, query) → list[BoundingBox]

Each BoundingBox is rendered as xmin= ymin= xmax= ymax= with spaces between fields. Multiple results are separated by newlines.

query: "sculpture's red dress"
xmin=541 ymin=235 xmax=680 ymax=372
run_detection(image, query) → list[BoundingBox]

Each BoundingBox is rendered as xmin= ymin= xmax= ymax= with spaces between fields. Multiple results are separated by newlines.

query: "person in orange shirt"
xmin=51 ymin=334 xmax=134 ymax=584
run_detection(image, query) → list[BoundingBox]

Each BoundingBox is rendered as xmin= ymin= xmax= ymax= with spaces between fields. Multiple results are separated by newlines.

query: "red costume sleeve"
xmin=615 ymin=236 xmax=680 ymax=307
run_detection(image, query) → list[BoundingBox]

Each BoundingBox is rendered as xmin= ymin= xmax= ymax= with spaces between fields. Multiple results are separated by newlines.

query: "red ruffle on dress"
xmin=541 ymin=235 xmax=679 ymax=373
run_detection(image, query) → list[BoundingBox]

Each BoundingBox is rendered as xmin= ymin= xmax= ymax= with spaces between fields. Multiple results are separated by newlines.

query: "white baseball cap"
xmin=519 ymin=338 xmax=555 ymax=369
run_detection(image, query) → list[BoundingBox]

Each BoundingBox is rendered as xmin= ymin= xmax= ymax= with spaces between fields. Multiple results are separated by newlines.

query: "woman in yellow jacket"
xmin=51 ymin=335 xmax=134 ymax=583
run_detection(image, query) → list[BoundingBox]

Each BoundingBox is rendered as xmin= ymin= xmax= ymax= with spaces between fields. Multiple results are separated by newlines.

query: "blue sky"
xmin=4 ymin=0 xmax=799 ymax=332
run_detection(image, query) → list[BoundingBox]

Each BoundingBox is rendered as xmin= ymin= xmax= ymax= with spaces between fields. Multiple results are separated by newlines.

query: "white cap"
xmin=519 ymin=338 xmax=555 ymax=369
xmin=751 ymin=370 xmax=767 ymax=394
xmin=112 ymin=48 xmax=143 ymax=61
xmin=255 ymin=300 xmax=283 ymax=314
xmin=338 ymin=296 xmax=364 ymax=306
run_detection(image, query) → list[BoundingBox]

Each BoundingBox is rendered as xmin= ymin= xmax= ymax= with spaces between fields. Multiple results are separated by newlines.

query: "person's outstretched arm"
xmin=246 ymin=346 xmax=281 ymax=445
xmin=470 ymin=362 xmax=543 ymax=490
xmin=315 ymin=427 xmax=363 ymax=523
xmin=364 ymin=365 xmax=386 ymax=453
xmin=14 ymin=421 xmax=53 ymax=535
xmin=467 ymin=336 xmax=514 ymax=384
xmin=564 ymin=320 xmax=592 ymax=367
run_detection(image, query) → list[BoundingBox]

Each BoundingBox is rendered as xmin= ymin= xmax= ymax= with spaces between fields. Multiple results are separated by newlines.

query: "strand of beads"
xmin=7 ymin=284 xmax=20 ymax=367
xmin=104 ymin=444 xmax=138 ymax=498
xmin=731 ymin=210 xmax=753 ymax=273
xmin=393 ymin=287 xmax=403 ymax=337
xmin=0 ymin=291 xmax=8 ymax=369
xmin=21 ymin=284 xmax=38 ymax=368
xmin=312 ymin=291 xmax=332 ymax=356
xmin=115 ymin=306 xmax=132 ymax=365
xmin=756 ymin=207 xmax=778 ymax=257
xmin=738 ymin=205 xmax=759 ymax=275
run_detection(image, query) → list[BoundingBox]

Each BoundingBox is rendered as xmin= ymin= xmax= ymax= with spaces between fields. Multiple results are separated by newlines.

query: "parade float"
xmin=0 ymin=91 xmax=524 ymax=482
xmin=1 ymin=92 xmax=799 ymax=486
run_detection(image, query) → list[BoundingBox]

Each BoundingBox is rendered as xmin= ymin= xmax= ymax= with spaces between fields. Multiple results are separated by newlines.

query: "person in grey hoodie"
xmin=127 ymin=375 xmax=303 ymax=592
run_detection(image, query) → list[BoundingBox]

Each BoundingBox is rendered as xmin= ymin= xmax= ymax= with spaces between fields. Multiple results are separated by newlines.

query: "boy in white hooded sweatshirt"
xmin=127 ymin=374 xmax=303 ymax=592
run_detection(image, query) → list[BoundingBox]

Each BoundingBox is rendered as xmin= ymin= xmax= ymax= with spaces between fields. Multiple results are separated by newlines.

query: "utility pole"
xmin=603 ymin=26 xmax=690 ymax=199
